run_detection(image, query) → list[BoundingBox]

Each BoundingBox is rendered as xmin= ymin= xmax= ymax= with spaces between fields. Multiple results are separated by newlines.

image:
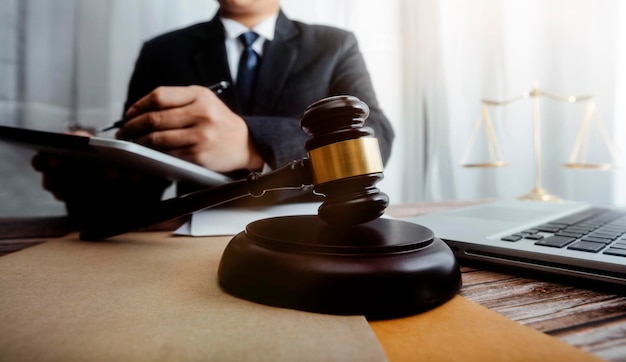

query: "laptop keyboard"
xmin=501 ymin=207 xmax=626 ymax=257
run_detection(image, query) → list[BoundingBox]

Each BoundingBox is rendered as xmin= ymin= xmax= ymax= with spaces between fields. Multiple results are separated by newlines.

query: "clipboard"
xmin=0 ymin=125 xmax=232 ymax=187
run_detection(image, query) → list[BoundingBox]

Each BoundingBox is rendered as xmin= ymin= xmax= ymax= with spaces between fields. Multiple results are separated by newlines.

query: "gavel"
xmin=81 ymin=95 xmax=461 ymax=319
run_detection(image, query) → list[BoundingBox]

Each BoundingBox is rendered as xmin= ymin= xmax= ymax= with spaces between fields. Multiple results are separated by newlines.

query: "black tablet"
xmin=0 ymin=125 xmax=232 ymax=187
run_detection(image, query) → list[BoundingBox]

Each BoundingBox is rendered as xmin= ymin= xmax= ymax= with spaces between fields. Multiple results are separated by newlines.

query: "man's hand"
xmin=31 ymin=151 xmax=170 ymax=222
xmin=117 ymin=85 xmax=264 ymax=172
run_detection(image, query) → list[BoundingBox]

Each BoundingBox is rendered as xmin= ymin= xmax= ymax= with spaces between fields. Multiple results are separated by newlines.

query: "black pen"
xmin=100 ymin=81 xmax=230 ymax=132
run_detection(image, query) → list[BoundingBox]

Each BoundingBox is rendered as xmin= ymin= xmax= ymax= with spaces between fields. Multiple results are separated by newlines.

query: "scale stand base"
xmin=518 ymin=187 xmax=562 ymax=203
xmin=218 ymin=215 xmax=461 ymax=320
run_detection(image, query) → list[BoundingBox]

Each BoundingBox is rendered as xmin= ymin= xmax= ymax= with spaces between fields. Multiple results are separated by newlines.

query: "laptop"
xmin=406 ymin=199 xmax=626 ymax=286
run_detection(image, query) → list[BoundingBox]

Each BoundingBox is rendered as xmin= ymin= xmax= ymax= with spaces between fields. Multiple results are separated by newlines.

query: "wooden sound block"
xmin=218 ymin=216 xmax=461 ymax=319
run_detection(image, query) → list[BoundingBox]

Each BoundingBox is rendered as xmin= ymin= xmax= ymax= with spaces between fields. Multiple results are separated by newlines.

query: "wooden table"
xmin=2 ymin=201 xmax=625 ymax=361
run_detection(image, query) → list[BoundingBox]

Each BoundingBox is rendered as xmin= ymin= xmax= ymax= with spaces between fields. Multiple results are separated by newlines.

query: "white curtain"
xmin=1 ymin=0 xmax=217 ymax=131
xmin=402 ymin=0 xmax=626 ymax=206
xmin=400 ymin=0 xmax=456 ymax=202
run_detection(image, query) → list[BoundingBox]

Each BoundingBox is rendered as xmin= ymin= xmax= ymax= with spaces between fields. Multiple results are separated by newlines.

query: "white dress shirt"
xmin=220 ymin=14 xmax=278 ymax=85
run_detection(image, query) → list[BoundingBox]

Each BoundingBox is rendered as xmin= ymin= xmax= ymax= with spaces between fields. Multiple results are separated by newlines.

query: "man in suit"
xmin=33 ymin=0 xmax=394 ymax=221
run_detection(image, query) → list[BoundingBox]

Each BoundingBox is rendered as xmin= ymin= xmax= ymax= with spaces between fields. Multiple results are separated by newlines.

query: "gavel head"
xmin=300 ymin=95 xmax=389 ymax=225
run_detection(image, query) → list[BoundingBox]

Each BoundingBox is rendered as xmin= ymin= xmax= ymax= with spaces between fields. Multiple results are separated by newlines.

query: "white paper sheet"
xmin=174 ymin=202 xmax=322 ymax=236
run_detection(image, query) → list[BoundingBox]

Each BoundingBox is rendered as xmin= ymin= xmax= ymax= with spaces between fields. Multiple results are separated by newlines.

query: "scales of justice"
xmin=459 ymin=81 xmax=621 ymax=202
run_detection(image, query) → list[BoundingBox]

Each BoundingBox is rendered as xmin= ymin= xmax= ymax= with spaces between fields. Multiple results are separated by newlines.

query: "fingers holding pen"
xmin=126 ymin=83 xmax=226 ymax=119
xmin=113 ymin=84 xmax=260 ymax=172
xmin=116 ymin=86 xmax=207 ymax=140
xmin=116 ymin=85 xmax=221 ymax=151
xmin=117 ymin=107 xmax=192 ymax=141
xmin=125 ymin=86 xmax=198 ymax=119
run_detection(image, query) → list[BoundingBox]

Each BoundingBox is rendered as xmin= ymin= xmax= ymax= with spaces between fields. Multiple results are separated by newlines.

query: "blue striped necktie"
xmin=236 ymin=31 xmax=260 ymax=114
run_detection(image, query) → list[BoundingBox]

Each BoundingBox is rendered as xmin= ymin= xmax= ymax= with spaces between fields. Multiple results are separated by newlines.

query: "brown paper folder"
xmin=371 ymin=293 xmax=602 ymax=361
xmin=0 ymin=232 xmax=386 ymax=361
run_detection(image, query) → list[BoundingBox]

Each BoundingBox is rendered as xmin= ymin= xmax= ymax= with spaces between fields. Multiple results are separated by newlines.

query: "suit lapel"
xmin=253 ymin=11 xmax=299 ymax=114
xmin=191 ymin=16 xmax=238 ymax=109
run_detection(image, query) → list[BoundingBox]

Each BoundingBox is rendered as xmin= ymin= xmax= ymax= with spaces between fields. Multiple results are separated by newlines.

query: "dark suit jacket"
xmin=124 ymin=10 xmax=394 ymax=172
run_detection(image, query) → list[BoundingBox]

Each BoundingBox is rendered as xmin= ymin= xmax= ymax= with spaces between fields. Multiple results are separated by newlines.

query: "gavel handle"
xmin=80 ymin=158 xmax=313 ymax=241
